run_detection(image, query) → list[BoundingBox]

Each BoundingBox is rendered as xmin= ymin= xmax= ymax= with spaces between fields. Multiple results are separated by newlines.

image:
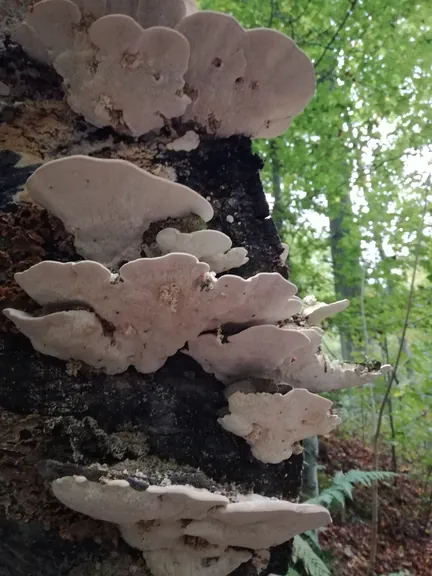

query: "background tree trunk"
xmin=0 ymin=37 xmax=300 ymax=576
xmin=302 ymin=436 xmax=319 ymax=499
xmin=329 ymin=190 xmax=362 ymax=360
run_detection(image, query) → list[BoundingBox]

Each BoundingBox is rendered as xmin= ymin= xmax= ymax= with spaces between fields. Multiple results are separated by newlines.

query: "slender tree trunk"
xmin=387 ymin=396 xmax=398 ymax=474
xmin=0 ymin=40 xmax=295 ymax=576
xmin=302 ymin=436 xmax=319 ymax=499
xmin=329 ymin=191 xmax=362 ymax=360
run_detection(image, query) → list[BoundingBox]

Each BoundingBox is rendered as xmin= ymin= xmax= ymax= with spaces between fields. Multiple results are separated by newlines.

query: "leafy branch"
xmin=367 ymin=177 xmax=430 ymax=575
xmin=314 ymin=0 xmax=358 ymax=69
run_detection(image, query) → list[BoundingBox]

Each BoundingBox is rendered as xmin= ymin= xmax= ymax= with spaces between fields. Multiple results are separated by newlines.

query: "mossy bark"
xmin=0 ymin=41 xmax=301 ymax=576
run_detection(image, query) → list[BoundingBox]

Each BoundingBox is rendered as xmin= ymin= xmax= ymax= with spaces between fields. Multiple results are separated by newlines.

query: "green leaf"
xmin=293 ymin=535 xmax=332 ymax=576
xmin=307 ymin=470 xmax=398 ymax=509
xmin=286 ymin=569 xmax=302 ymax=576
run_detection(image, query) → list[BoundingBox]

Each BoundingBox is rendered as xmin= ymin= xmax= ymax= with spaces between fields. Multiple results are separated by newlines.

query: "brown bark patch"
xmin=0 ymin=203 xmax=76 ymax=331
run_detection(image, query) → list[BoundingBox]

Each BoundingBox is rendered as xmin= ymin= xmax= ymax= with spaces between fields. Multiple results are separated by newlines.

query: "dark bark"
xmin=0 ymin=42 xmax=301 ymax=576
xmin=269 ymin=141 xmax=284 ymax=232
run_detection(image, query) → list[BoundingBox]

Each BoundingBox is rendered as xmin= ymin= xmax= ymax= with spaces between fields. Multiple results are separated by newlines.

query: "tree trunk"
xmin=329 ymin=190 xmax=362 ymax=360
xmin=302 ymin=436 xmax=319 ymax=499
xmin=0 ymin=40 xmax=298 ymax=576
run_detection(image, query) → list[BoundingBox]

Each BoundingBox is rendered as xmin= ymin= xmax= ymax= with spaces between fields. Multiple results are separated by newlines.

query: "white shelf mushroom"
xmin=55 ymin=15 xmax=191 ymax=135
xmin=176 ymin=11 xmax=315 ymax=138
xmin=156 ymin=228 xmax=249 ymax=273
xmin=156 ymin=228 xmax=231 ymax=259
xmin=25 ymin=155 xmax=213 ymax=266
xmin=186 ymin=499 xmax=331 ymax=550
xmin=4 ymin=257 xmax=304 ymax=374
xmin=218 ymin=388 xmax=341 ymax=464
xmin=50 ymin=473 xmax=331 ymax=576
xmin=186 ymin=323 xmax=391 ymax=392
xmin=52 ymin=476 xmax=229 ymax=524
xmin=203 ymin=248 xmax=249 ymax=274
xmin=14 ymin=3 xmax=315 ymax=139
xmin=279 ymin=349 xmax=392 ymax=394
xmin=185 ymin=325 xmax=311 ymax=383
xmin=302 ymin=296 xmax=350 ymax=326
xmin=15 ymin=0 xmax=195 ymax=64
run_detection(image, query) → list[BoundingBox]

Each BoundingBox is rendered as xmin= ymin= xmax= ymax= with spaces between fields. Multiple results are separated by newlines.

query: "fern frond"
xmin=304 ymin=529 xmax=321 ymax=549
xmin=293 ymin=535 xmax=332 ymax=576
xmin=345 ymin=469 xmax=396 ymax=487
xmin=307 ymin=470 xmax=397 ymax=508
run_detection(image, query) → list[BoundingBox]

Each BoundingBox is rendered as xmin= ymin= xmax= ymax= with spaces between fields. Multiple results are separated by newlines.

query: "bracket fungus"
xmin=218 ymin=387 xmax=341 ymax=464
xmin=302 ymin=295 xmax=350 ymax=326
xmin=4 ymin=258 xmax=303 ymax=374
xmin=50 ymin=472 xmax=330 ymax=576
xmin=155 ymin=228 xmax=249 ymax=273
xmin=166 ymin=130 xmax=201 ymax=151
xmin=55 ymin=15 xmax=191 ymax=135
xmin=176 ymin=11 xmax=316 ymax=138
xmin=15 ymin=3 xmax=315 ymax=139
xmin=25 ymin=155 xmax=213 ymax=266
xmin=279 ymin=348 xmax=392 ymax=394
xmin=186 ymin=322 xmax=391 ymax=392
xmin=203 ymin=247 xmax=249 ymax=275
xmin=52 ymin=476 xmax=229 ymax=524
xmin=15 ymin=0 xmax=196 ymax=64
xmin=15 ymin=0 xmax=193 ymax=134
xmin=185 ymin=325 xmax=311 ymax=384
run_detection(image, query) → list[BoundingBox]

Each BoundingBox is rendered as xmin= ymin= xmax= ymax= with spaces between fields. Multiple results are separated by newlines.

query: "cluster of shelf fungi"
xmin=0 ymin=1 xmax=391 ymax=575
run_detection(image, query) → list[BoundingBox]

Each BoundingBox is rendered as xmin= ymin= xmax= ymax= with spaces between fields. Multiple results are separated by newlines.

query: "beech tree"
xmin=0 ymin=2 xmax=389 ymax=575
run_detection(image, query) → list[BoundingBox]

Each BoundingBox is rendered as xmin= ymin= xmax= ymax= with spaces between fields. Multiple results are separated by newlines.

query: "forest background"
xmin=201 ymin=0 xmax=431 ymax=573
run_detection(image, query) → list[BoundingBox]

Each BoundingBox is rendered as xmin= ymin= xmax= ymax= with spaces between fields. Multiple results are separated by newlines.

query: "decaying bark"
xmin=0 ymin=41 xmax=299 ymax=576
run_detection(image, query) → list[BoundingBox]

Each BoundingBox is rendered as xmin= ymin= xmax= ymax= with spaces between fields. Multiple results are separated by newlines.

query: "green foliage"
xmin=307 ymin=470 xmax=398 ymax=508
xmin=291 ymin=470 xmax=398 ymax=575
xmin=293 ymin=534 xmax=332 ymax=576
xmin=203 ymin=0 xmax=432 ymax=478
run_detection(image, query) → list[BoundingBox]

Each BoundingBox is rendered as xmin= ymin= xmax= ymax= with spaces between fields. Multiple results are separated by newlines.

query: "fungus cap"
xmin=15 ymin=0 xmax=195 ymax=64
xmin=303 ymin=298 xmax=350 ymax=325
xmin=176 ymin=11 xmax=315 ymax=138
xmin=52 ymin=475 xmax=229 ymax=524
xmin=203 ymin=248 xmax=249 ymax=274
xmin=156 ymin=228 xmax=232 ymax=259
xmin=55 ymin=15 xmax=191 ymax=135
xmin=25 ymin=155 xmax=213 ymax=266
xmin=185 ymin=325 xmax=311 ymax=383
xmin=186 ymin=321 xmax=390 ymax=392
xmin=5 ymin=258 xmax=304 ymax=374
xmin=185 ymin=500 xmax=331 ymax=549
xmin=218 ymin=388 xmax=341 ymax=463
xmin=156 ymin=228 xmax=248 ymax=273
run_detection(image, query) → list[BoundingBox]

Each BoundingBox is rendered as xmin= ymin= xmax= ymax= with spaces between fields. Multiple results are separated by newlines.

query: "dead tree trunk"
xmin=0 ymin=42 xmax=298 ymax=576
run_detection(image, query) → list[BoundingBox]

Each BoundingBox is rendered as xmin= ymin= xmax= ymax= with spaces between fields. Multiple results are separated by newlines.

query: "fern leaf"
xmin=293 ymin=535 xmax=332 ymax=576
xmin=286 ymin=569 xmax=302 ymax=576
xmin=304 ymin=529 xmax=321 ymax=549
xmin=306 ymin=469 xmax=397 ymax=509
xmin=345 ymin=470 xmax=396 ymax=487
